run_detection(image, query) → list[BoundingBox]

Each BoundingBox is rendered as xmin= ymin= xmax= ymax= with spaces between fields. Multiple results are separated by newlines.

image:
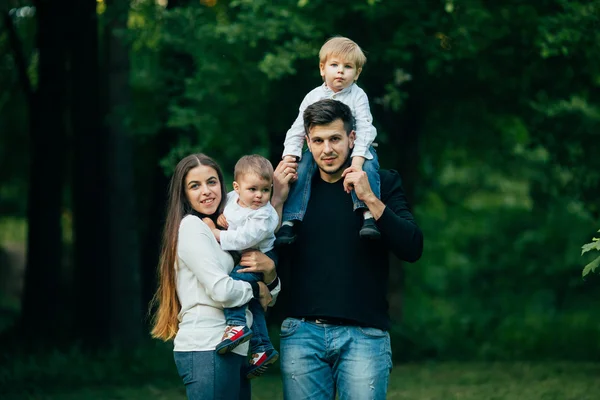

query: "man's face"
xmin=306 ymin=118 xmax=355 ymax=182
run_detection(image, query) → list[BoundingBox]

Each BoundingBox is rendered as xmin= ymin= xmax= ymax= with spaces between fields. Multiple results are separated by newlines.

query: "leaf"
xmin=581 ymin=240 xmax=600 ymax=255
xmin=582 ymin=255 xmax=600 ymax=277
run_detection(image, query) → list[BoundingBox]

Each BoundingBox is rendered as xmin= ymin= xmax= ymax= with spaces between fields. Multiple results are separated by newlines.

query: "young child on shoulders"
xmin=276 ymin=36 xmax=381 ymax=246
xmin=206 ymin=154 xmax=279 ymax=379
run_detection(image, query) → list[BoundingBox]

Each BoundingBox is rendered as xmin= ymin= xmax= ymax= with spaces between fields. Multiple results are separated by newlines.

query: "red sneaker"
xmin=246 ymin=348 xmax=279 ymax=379
xmin=216 ymin=325 xmax=252 ymax=355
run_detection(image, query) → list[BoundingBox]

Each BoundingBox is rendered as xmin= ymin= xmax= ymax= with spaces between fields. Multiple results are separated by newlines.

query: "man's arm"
xmin=374 ymin=170 xmax=423 ymax=262
xmin=342 ymin=167 xmax=423 ymax=262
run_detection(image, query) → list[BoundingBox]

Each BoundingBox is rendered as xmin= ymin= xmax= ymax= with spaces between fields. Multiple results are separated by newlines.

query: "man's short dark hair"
xmin=303 ymin=99 xmax=355 ymax=136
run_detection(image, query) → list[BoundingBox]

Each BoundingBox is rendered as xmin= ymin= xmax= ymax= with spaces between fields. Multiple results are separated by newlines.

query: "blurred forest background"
xmin=1 ymin=0 xmax=599 ymax=398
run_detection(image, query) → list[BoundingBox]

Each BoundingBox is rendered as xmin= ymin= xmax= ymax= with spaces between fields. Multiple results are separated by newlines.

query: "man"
xmin=271 ymin=99 xmax=424 ymax=399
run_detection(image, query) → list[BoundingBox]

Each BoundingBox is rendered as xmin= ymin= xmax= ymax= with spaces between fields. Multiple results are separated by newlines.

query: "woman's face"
xmin=184 ymin=165 xmax=222 ymax=216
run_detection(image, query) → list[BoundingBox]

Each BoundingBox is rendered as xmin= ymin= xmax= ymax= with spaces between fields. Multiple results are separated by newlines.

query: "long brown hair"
xmin=150 ymin=153 xmax=227 ymax=341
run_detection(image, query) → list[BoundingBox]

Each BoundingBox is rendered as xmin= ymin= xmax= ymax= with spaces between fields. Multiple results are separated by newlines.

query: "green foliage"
xmin=581 ymin=230 xmax=600 ymax=277
xmin=127 ymin=0 xmax=322 ymax=173
xmin=0 ymin=218 xmax=27 ymax=245
xmin=2 ymin=0 xmax=600 ymax=360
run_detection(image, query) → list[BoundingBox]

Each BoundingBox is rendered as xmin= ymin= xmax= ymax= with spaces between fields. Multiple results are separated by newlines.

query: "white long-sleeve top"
xmin=282 ymin=83 xmax=377 ymax=160
xmin=173 ymin=214 xmax=280 ymax=354
xmin=220 ymin=191 xmax=278 ymax=253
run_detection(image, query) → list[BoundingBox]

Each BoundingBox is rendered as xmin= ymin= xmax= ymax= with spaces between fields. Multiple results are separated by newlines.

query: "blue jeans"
xmin=173 ymin=350 xmax=251 ymax=400
xmin=280 ymin=318 xmax=392 ymax=400
xmin=282 ymin=147 xmax=381 ymax=222
xmin=223 ymin=250 xmax=277 ymax=353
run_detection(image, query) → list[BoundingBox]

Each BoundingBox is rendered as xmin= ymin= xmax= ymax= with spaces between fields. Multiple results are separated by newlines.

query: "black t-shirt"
xmin=277 ymin=169 xmax=423 ymax=331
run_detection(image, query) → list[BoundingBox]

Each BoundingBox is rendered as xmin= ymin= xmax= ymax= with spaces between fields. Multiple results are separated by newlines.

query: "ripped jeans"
xmin=279 ymin=317 xmax=392 ymax=400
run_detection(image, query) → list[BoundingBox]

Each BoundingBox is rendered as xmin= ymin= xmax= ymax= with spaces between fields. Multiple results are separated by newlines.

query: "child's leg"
xmin=247 ymin=299 xmax=273 ymax=353
xmin=245 ymin=249 xmax=279 ymax=378
xmin=281 ymin=151 xmax=316 ymax=223
xmin=351 ymin=148 xmax=381 ymax=239
xmin=350 ymin=148 xmax=381 ymax=210
xmin=277 ymin=151 xmax=316 ymax=246
xmin=223 ymin=266 xmax=262 ymax=327
xmin=246 ymin=298 xmax=279 ymax=379
xmin=217 ymin=266 xmax=262 ymax=354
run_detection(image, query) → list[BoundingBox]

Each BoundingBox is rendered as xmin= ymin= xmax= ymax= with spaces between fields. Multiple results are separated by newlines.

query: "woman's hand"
xmin=238 ymin=250 xmax=277 ymax=284
xmin=257 ymin=281 xmax=272 ymax=311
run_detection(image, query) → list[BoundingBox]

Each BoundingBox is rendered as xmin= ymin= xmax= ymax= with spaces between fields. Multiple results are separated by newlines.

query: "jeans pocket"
xmin=358 ymin=326 xmax=388 ymax=338
xmin=174 ymin=351 xmax=194 ymax=385
xmin=280 ymin=317 xmax=301 ymax=338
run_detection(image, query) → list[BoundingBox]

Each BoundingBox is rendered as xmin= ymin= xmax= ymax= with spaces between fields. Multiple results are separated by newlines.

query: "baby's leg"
xmin=216 ymin=266 xmax=260 ymax=354
xmin=246 ymin=299 xmax=279 ymax=379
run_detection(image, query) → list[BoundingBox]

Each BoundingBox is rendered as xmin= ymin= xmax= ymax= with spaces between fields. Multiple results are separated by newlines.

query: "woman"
xmin=151 ymin=153 xmax=280 ymax=399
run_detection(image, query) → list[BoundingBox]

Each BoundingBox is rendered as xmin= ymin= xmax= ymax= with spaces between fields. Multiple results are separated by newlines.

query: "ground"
xmin=5 ymin=361 xmax=599 ymax=400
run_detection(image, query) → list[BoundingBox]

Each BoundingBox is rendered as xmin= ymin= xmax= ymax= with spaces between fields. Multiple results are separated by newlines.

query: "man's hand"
xmin=343 ymin=157 xmax=366 ymax=193
xmin=217 ymin=214 xmax=228 ymax=229
xmin=341 ymin=166 xmax=375 ymax=202
xmin=272 ymin=158 xmax=298 ymax=210
xmin=342 ymin=166 xmax=386 ymax=220
xmin=237 ymin=250 xmax=277 ymax=284
xmin=282 ymin=155 xmax=299 ymax=183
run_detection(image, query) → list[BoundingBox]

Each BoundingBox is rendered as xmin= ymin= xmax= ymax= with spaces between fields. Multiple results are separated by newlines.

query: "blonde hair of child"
xmin=319 ymin=36 xmax=367 ymax=70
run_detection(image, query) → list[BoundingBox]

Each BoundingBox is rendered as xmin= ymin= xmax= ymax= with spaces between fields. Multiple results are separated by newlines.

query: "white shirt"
xmin=173 ymin=215 xmax=280 ymax=354
xmin=282 ymin=83 xmax=377 ymax=160
xmin=220 ymin=191 xmax=278 ymax=253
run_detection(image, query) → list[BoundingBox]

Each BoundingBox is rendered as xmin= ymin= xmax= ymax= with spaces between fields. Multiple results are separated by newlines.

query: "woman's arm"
xmin=178 ymin=216 xmax=255 ymax=308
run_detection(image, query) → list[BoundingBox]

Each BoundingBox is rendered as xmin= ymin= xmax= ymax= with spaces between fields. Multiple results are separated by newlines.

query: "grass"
xmin=385 ymin=362 xmax=600 ymax=399
xmin=2 ymin=356 xmax=599 ymax=400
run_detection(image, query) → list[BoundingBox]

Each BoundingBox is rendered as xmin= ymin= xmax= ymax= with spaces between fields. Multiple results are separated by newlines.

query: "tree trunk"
xmin=140 ymin=0 xmax=194 ymax=317
xmin=70 ymin=0 xmax=111 ymax=346
xmin=19 ymin=0 xmax=68 ymax=342
xmin=104 ymin=0 xmax=143 ymax=346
